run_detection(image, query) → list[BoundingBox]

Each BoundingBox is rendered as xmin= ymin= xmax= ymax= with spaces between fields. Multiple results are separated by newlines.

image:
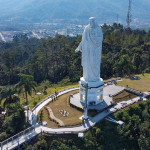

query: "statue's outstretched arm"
xmin=75 ymin=42 xmax=82 ymax=53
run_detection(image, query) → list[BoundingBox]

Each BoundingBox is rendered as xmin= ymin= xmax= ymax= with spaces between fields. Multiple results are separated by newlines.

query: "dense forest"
xmin=23 ymin=99 xmax=150 ymax=150
xmin=0 ymin=23 xmax=150 ymax=86
xmin=0 ymin=23 xmax=150 ymax=148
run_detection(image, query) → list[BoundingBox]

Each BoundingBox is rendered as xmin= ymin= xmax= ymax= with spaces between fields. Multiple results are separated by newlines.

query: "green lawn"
xmin=117 ymin=73 xmax=150 ymax=92
xmin=38 ymin=89 xmax=83 ymax=127
xmin=20 ymin=82 xmax=79 ymax=109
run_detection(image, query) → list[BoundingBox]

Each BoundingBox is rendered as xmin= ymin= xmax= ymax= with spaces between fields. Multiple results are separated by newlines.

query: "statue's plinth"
xmin=79 ymin=77 xmax=104 ymax=107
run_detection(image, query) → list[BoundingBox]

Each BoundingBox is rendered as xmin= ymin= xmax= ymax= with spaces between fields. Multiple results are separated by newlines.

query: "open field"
xmin=117 ymin=73 xmax=150 ymax=92
xmin=38 ymin=89 xmax=83 ymax=127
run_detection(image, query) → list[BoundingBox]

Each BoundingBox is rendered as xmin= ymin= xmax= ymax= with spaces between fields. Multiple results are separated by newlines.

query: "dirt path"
xmin=45 ymin=106 xmax=65 ymax=126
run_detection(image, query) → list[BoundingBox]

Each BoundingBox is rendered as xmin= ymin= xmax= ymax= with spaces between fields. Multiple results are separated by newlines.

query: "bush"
xmin=144 ymin=67 xmax=150 ymax=73
xmin=33 ymin=139 xmax=48 ymax=150
xmin=0 ymin=132 xmax=8 ymax=142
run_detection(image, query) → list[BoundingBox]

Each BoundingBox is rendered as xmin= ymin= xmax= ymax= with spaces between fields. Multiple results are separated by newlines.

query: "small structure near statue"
xmin=59 ymin=110 xmax=69 ymax=117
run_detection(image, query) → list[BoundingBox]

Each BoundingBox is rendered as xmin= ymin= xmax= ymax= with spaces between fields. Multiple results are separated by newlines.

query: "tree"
xmin=0 ymin=102 xmax=25 ymax=141
xmin=33 ymin=139 xmax=48 ymax=150
xmin=16 ymin=74 xmax=36 ymax=123
xmin=113 ymin=54 xmax=136 ymax=76
xmin=2 ymin=51 xmax=20 ymax=84
xmin=0 ymin=86 xmax=18 ymax=107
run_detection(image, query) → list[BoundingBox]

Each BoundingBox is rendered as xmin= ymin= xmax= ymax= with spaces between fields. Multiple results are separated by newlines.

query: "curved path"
xmin=42 ymin=96 xmax=141 ymax=134
xmin=29 ymin=87 xmax=79 ymax=125
xmin=45 ymin=106 xmax=65 ymax=126
xmin=0 ymin=84 xmax=146 ymax=150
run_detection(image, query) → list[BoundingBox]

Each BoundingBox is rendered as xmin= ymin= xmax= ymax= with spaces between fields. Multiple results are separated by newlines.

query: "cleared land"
xmin=38 ymin=89 xmax=83 ymax=127
xmin=113 ymin=90 xmax=137 ymax=104
xmin=117 ymin=73 xmax=150 ymax=92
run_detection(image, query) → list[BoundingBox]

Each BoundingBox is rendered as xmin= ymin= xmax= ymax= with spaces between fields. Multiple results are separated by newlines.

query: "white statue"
xmin=75 ymin=17 xmax=103 ymax=82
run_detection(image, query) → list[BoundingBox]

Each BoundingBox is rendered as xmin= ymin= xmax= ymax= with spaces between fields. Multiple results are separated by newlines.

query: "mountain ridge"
xmin=0 ymin=0 xmax=149 ymax=25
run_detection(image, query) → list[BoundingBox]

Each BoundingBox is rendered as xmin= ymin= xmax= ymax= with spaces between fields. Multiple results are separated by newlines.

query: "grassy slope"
xmin=21 ymin=82 xmax=79 ymax=109
xmin=0 ymin=77 xmax=79 ymax=108
xmin=117 ymin=73 xmax=150 ymax=92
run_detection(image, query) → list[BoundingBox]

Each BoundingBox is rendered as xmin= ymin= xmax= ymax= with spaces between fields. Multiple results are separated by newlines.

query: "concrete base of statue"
xmin=79 ymin=77 xmax=104 ymax=107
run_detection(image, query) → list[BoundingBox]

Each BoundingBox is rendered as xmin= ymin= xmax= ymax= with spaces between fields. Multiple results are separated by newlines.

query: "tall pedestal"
xmin=79 ymin=77 xmax=104 ymax=108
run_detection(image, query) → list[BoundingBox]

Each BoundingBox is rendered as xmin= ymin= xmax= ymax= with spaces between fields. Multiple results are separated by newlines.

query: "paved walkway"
xmin=42 ymin=96 xmax=141 ymax=134
xmin=70 ymin=85 xmax=125 ymax=110
xmin=0 ymin=86 xmax=146 ymax=150
xmin=29 ymin=87 xmax=79 ymax=125
xmin=0 ymin=95 xmax=143 ymax=150
xmin=0 ymin=125 xmax=41 ymax=150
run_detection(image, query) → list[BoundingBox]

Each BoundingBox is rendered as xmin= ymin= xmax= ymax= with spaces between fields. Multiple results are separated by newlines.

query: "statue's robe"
xmin=76 ymin=24 xmax=103 ymax=82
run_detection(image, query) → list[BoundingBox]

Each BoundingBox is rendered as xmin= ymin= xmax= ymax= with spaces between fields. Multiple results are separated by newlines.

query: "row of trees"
xmin=0 ymin=35 xmax=45 ymax=85
xmin=0 ymin=23 xmax=150 ymax=86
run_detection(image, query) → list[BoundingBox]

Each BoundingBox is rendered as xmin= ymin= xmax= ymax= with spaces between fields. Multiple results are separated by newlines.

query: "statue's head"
xmin=89 ymin=17 xmax=97 ymax=28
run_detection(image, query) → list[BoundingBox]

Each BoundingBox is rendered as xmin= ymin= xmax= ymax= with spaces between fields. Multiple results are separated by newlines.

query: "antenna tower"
xmin=127 ymin=0 xmax=132 ymax=29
